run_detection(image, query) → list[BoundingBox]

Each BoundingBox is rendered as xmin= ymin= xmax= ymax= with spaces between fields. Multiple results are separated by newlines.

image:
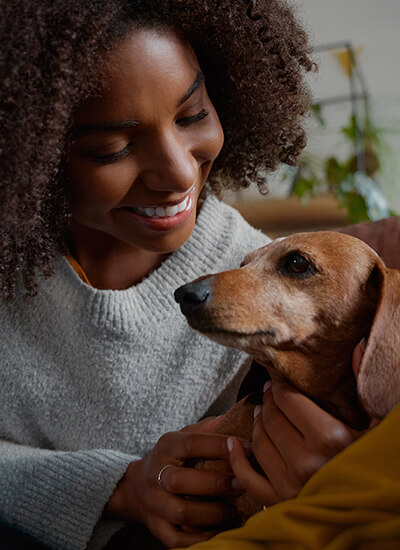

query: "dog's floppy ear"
xmin=357 ymin=262 xmax=400 ymax=419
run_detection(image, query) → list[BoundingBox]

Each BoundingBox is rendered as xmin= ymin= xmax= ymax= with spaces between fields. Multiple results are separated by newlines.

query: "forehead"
xmin=73 ymin=27 xmax=200 ymax=124
xmin=109 ymin=28 xmax=199 ymax=91
xmin=252 ymin=231 xmax=375 ymax=270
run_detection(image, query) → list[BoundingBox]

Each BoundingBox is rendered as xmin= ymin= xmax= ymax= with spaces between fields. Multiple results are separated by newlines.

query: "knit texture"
xmin=0 ymin=195 xmax=269 ymax=550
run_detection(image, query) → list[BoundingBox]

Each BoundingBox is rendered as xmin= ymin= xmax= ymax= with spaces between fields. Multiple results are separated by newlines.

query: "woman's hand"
xmin=105 ymin=417 xmax=244 ymax=548
xmin=227 ymin=341 xmax=378 ymax=508
xmin=227 ymin=380 xmax=361 ymax=506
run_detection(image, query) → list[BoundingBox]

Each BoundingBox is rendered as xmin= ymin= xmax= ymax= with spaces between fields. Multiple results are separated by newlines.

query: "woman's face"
xmin=66 ymin=27 xmax=224 ymax=255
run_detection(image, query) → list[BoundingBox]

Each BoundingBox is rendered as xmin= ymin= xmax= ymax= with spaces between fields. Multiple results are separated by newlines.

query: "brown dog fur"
xmin=175 ymin=231 xmax=400 ymax=519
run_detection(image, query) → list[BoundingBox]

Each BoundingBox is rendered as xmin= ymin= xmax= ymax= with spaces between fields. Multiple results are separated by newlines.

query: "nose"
xmin=174 ymin=279 xmax=212 ymax=316
xmin=141 ymin=130 xmax=198 ymax=193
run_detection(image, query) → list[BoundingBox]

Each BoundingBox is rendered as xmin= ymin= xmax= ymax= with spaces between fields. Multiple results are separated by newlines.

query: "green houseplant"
xmin=288 ymin=105 xmax=398 ymax=224
xmin=287 ymin=40 xmax=399 ymax=224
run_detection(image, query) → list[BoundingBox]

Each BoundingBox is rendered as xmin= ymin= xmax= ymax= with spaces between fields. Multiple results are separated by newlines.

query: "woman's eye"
xmin=176 ymin=109 xmax=209 ymax=127
xmin=91 ymin=142 xmax=134 ymax=164
xmin=279 ymin=252 xmax=317 ymax=277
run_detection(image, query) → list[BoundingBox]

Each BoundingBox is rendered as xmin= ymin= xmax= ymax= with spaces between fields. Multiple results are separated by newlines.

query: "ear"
xmin=357 ymin=263 xmax=400 ymax=418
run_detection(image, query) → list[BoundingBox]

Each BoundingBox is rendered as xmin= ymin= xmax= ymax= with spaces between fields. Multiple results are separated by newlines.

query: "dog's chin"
xmin=187 ymin=321 xmax=277 ymax=356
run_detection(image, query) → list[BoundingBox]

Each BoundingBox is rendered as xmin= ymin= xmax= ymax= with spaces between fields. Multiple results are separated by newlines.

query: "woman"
xmin=0 ymin=1 xmax=360 ymax=548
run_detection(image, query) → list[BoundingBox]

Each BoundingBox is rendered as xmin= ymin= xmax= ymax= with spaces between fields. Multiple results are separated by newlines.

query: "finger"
xmin=253 ymin=408 xmax=288 ymax=476
xmin=227 ymin=436 xmax=279 ymax=506
xmin=262 ymin=387 xmax=303 ymax=449
xmin=150 ymin=491 xmax=236 ymax=527
xmin=252 ymin=412 xmax=303 ymax=500
xmin=151 ymin=517 xmax=221 ymax=549
xmin=157 ymin=431 xmax=231 ymax=462
xmin=158 ymin=464 xmax=241 ymax=496
xmin=260 ymin=389 xmax=327 ymax=476
xmin=260 ymin=390 xmax=356 ymax=492
xmin=269 ymin=379 xmax=355 ymax=445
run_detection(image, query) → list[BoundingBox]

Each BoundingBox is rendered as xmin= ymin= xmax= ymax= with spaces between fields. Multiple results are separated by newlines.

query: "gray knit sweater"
xmin=0 ymin=195 xmax=269 ymax=550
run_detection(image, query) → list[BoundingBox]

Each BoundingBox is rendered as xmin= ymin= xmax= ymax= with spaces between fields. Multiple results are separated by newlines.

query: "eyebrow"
xmin=73 ymin=71 xmax=205 ymax=139
xmin=177 ymin=71 xmax=205 ymax=106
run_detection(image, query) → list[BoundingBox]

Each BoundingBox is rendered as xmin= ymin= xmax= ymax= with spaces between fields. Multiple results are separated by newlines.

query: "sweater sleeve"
xmin=0 ymin=439 xmax=137 ymax=550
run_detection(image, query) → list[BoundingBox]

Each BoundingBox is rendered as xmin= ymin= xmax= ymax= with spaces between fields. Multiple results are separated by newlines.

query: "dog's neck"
xmin=251 ymin=295 xmax=378 ymax=430
xmin=255 ymin=338 xmax=371 ymax=430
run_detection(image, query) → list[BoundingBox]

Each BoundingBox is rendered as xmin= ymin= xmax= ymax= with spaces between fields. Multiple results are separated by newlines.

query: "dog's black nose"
xmin=174 ymin=280 xmax=212 ymax=315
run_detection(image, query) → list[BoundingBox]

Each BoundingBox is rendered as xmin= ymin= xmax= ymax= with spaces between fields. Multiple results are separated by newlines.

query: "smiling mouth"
xmin=124 ymin=190 xmax=194 ymax=219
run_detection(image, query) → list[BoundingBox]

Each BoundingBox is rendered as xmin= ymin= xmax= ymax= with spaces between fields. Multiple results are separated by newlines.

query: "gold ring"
xmin=157 ymin=464 xmax=174 ymax=488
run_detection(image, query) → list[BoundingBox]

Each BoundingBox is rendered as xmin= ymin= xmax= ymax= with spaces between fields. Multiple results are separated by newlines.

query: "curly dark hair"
xmin=0 ymin=0 xmax=314 ymax=299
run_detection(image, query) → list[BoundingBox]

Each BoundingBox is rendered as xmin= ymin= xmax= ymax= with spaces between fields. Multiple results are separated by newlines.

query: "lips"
xmin=120 ymin=187 xmax=196 ymax=231
xmin=122 ymin=183 xmax=195 ymax=217
xmin=127 ymin=193 xmax=192 ymax=219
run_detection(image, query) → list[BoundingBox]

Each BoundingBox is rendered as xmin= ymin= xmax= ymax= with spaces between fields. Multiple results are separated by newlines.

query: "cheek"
xmin=211 ymin=117 xmax=224 ymax=159
xmin=266 ymin=287 xmax=317 ymax=341
xmin=197 ymin=110 xmax=224 ymax=162
xmin=222 ymin=274 xmax=318 ymax=343
xmin=66 ymin=155 xmax=133 ymax=212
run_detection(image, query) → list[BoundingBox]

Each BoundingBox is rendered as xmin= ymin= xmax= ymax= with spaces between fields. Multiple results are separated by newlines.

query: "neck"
xmin=66 ymin=223 xmax=168 ymax=290
xmin=262 ymin=344 xmax=370 ymax=429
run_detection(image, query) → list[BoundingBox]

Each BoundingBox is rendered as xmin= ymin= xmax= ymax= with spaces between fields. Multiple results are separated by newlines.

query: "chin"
xmin=137 ymin=221 xmax=196 ymax=254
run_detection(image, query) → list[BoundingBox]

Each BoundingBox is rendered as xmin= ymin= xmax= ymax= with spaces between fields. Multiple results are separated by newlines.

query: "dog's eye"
xmin=279 ymin=252 xmax=317 ymax=278
xmin=287 ymin=254 xmax=309 ymax=273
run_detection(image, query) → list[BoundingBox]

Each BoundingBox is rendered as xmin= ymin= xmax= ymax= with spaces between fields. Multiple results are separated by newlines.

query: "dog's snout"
xmin=174 ymin=280 xmax=212 ymax=315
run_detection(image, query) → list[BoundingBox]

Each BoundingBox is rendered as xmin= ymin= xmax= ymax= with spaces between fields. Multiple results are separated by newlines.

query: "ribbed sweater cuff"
xmin=3 ymin=449 xmax=135 ymax=550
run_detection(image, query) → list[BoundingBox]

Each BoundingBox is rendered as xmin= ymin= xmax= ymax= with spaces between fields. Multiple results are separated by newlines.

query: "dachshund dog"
xmin=174 ymin=231 xmax=400 ymax=519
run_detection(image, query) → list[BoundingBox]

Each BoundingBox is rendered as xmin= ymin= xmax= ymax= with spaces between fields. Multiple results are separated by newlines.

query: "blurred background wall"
xmin=227 ymin=0 xmax=400 ymax=237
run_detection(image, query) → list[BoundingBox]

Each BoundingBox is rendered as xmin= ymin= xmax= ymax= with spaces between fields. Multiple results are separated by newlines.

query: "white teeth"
xmin=177 ymin=197 xmax=188 ymax=213
xmin=155 ymin=206 xmax=166 ymax=217
xmin=131 ymin=194 xmax=192 ymax=218
xmin=166 ymin=204 xmax=179 ymax=216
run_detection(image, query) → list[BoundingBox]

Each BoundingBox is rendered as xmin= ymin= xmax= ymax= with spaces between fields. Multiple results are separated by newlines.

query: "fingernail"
xmin=254 ymin=405 xmax=262 ymax=418
xmin=227 ymin=437 xmax=233 ymax=453
xmin=231 ymin=477 xmax=243 ymax=491
xmin=359 ymin=337 xmax=366 ymax=353
xmin=263 ymin=380 xmax=271 ymax=392
xmin=240 ymin=439 xmax=252 ymax=450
